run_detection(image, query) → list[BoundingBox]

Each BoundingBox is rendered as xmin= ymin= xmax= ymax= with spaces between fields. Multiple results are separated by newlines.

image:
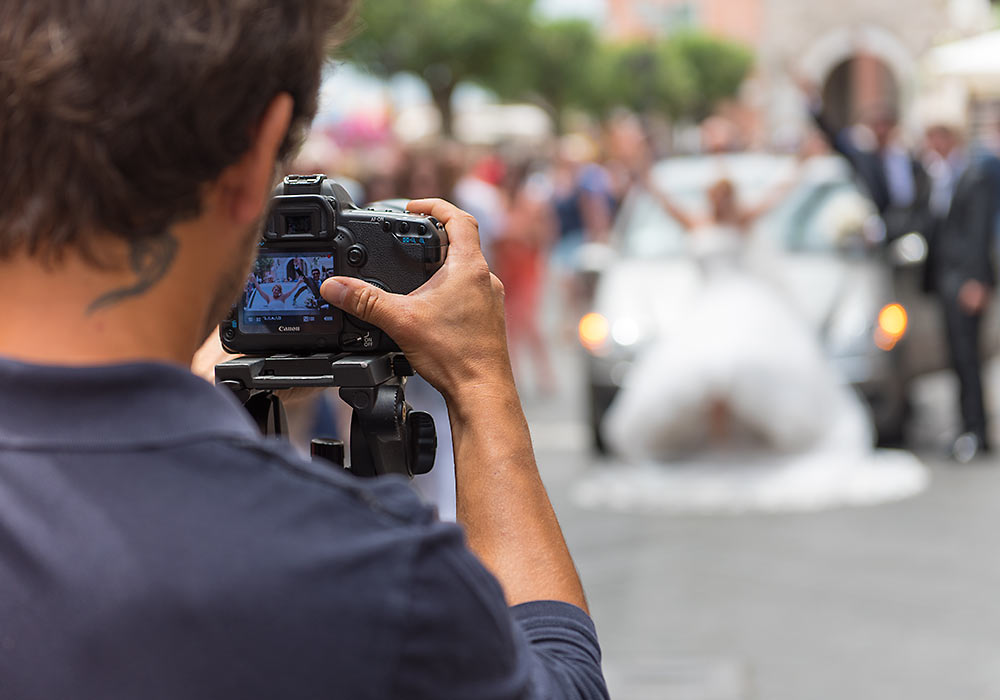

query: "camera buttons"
xmin=398 ymin=221 xmax=410 ymax=234
xmin=346 ymin=245 xmax=367 ymax=267
xmin=381 ymin=220 xmax=392 ymax=233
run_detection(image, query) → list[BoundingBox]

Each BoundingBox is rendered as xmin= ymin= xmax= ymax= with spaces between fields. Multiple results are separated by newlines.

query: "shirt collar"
xmin=0 ymin=356 xmax=260 ymax=450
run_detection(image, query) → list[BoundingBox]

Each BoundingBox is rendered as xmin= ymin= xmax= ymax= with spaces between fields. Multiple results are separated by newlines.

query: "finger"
xmin=321 ymin=277 xmax=406 ymax=335
xmin=407 ymin=198 xmax=482 ymax=256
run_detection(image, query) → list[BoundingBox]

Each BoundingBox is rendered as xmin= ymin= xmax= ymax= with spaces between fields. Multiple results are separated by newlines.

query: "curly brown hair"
xmin=0 ymin=0 xmax=354 ymax=264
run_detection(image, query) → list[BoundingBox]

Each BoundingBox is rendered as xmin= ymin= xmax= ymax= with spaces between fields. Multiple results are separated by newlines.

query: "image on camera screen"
xmin=239 ymin=251 xmax=337 ymax=334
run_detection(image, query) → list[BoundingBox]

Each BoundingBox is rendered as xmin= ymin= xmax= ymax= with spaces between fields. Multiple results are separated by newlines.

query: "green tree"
xmin=577 ymin=34 xmax=753 ymax=123
xmin=580 ymin=40 xmax=696 ymax=120
xmin=346 ymin=0 xmax=534 ymax=136
xmin=515 ymin=19 xmax=599 ymax=133
xmin=672 ymin=33 xmax=755 ymax=120
xmin=346 ymin=5 xmax=754 ymax=134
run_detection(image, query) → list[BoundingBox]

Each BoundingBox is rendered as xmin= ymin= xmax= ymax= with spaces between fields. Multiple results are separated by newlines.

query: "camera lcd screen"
xmin=239 ymin=251 xmax=338 ymax=335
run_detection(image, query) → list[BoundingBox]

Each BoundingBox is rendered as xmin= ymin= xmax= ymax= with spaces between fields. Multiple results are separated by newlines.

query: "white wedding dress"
xmin=604 ymin=224 xmax=872 ymax=457
xmin=589 ymin=225 xmax=927 ymax=514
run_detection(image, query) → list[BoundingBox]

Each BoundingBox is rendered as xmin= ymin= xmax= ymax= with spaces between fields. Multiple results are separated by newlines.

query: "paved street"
xmin=521 ymin=341 xmax=1000 ymax=700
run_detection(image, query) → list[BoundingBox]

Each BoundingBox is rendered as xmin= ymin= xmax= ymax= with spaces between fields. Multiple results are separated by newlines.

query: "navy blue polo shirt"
xmin=0 ymin=358 xmax=607 ymax=699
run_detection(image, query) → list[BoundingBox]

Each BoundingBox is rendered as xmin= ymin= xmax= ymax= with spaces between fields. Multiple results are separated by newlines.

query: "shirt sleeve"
xmin=390 ymin=523 xmax=608 ymax=700
xmin=509 ymin=601 xmax=609 ymax=700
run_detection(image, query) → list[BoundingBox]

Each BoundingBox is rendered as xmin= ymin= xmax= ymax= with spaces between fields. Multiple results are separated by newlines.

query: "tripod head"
xmin=215 ymin=353 xmax=436 ymax=478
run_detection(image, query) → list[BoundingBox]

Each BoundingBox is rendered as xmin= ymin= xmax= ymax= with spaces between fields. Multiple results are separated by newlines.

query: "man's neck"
xmin=0 ymin=248 xmax=209 ymax=368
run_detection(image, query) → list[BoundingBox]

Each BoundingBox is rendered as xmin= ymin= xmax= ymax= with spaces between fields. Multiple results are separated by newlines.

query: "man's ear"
xmin=220 ymin=93 xmax=294 ymax=225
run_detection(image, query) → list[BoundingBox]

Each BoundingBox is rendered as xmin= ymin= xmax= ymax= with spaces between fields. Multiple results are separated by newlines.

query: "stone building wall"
xmin=752 ymin=0 xmax=975 ymax=144
xmin=604 ymin=0 xmax=995 ymax=143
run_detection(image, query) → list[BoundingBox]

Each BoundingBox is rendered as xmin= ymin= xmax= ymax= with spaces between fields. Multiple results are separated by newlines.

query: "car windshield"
xmin=617 ymin=157 xmax=872 ymax=258
xmin=760 ymin=180 xmax=873 ymax=253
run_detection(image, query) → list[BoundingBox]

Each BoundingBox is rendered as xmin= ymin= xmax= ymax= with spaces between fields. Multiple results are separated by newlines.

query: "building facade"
xmin=607 ymin=0 xmax=995 ymax=144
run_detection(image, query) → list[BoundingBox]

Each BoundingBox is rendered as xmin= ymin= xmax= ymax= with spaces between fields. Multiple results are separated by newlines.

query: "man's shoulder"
xmin=954 ymin=155 xmax=1000 ymax=197
xmin=221 ymin=435 xmax=439 ymax=528
xmin=1 ymin=430 xmax=479 ymax=699
xmin=110 ymin=434 xmax=470 ymax=635
xmin=970 ymin=153 xmax=1000 ymax=181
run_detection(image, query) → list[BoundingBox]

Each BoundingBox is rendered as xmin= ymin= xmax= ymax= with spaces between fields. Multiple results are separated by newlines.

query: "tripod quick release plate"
xmin=215 ymin=353 xmax=436 ymax=479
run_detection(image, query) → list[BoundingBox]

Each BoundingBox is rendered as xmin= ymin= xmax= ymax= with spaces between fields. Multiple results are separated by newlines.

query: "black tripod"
xmin=215 ymin=353 xmax=436 ymax=478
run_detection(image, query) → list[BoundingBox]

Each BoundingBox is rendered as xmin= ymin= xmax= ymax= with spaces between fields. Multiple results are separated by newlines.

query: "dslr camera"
xmin=221 ymin=174 xmax=448 ymax=355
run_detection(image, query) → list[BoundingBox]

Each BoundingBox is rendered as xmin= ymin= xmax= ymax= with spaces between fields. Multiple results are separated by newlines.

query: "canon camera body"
xmin=220 ymin=175 xmax=448 ymax=355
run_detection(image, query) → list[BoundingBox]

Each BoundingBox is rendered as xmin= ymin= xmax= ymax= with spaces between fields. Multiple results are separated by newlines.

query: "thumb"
xmin=321 ymin=277 xmax=403 ymax=333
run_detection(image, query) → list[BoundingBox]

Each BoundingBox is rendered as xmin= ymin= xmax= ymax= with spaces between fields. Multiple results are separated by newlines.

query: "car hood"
xmin=593 ymin=254 xmax=887 ymax=345
xmin=756 ymin=253 xmax=888 ymax=334
xmin=592 ymin=258 xmax=702 ymax=344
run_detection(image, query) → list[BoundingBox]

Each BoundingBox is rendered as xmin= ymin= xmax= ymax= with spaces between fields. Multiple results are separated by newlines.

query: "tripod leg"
xmin=349 ymin=411 xmax=378 ymax=478
xmin=244 ymin=391 xmax=287 ymax=437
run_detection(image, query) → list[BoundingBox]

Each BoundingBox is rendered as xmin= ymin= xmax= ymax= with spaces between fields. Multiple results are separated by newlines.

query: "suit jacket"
xmin=931 ymin=157 xmax=999 ymax=299
xmin=811 ymin=109 xmax=931 ymax=242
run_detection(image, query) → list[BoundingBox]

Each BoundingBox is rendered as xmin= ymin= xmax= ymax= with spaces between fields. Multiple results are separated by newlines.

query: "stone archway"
xmin=796 ymin=24 xmax=918 ymax=131
xmin=821 ymin=56 xmax=900 ymax=132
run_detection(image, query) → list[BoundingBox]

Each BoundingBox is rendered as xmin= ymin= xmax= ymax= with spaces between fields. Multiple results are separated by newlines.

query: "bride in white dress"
xmin=605 ymin=173 xmax=873 ymax=457
xmin=588 ymin=172 xmax=927 ymax=514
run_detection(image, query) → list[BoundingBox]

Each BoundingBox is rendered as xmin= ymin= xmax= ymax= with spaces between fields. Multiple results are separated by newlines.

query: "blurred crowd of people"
xmin=292 ymin=114 xmax=662 ymax=395
xmin=294 ymin=82 xmax=1000 ymax=466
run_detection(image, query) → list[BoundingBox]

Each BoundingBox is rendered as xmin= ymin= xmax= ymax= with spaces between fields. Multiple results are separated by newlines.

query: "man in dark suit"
xmin=927 ymin=133 xmax=999 ymax=460
xmin=799 ymin=80 xmax=930 ymax=243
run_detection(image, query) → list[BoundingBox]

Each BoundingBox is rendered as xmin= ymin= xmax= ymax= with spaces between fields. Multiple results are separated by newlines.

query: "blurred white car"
xmin=579 ymin=154 xmax=1000 ymax=451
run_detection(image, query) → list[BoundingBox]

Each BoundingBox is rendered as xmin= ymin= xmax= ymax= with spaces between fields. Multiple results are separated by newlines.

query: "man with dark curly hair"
xmin=0 ymin=1 xmax=607 ymax=698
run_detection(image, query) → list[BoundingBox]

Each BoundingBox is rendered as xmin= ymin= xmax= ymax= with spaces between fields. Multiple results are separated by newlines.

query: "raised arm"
xmin=251 ymin=278 xmax=272 ymax=303
xmin=642 ymin=171 xmax=697 ymax=231
xmin=320 ymin=199 xmax=587 ymax=611
xmin=275 ymin=278 xmax=306 ymax=301
xmin=738 ymin=165 xmax=802 ymax=227
xmin=795 ymin=75 xmax=860 ymax=165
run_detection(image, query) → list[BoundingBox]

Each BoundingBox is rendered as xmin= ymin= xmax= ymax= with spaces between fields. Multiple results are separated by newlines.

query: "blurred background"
xmin=285 ymin=1 xmax=1000 ymax=697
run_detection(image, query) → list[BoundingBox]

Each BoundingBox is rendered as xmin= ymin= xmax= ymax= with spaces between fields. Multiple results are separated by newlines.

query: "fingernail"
xmin=322 ymin=279 xmax=348 ymax=305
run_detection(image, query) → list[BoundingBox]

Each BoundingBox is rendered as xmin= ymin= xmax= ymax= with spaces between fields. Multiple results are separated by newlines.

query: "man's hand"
xmin=321 ymin=199 xmax=589 ymax=612
xmin=959 ymin=280 xmax=990 ymax=315
xmin=320 ymin=198 xmax=512 ymax=405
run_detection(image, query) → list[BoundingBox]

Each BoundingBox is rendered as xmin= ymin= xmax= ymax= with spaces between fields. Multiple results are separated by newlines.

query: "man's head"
xmin=858 ymin=103 xmax=899 ymax=150
xmin=925 ymin=124 xmax=962 ymax=159
xmin=0 ymin=0 xmax=354 ymax=363
xmin=0 ymin=0 xmax=352 ymax=263
xmin=312 ymin=268 xmax=321 ymax=282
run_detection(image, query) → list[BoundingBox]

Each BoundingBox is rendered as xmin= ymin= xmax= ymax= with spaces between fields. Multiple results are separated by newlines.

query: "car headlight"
xmin=579 ymin=312 xmax=611 ymax=355
xmin=875 ymin=303 xmax=907 ymax=351
xmin=579 ymin=313 xmax=649 ymax=356
xmin=611 ymin=317 xmax=643 ymax=347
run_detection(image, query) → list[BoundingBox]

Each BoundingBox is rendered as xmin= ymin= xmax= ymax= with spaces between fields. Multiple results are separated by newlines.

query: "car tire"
xmin=870 ymin=382 xmax=912 ymax=448
xmin=587 ymin=382 xmax=616 ymax=456
xmin=875 ymin=413 xmax=906 ymax=448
